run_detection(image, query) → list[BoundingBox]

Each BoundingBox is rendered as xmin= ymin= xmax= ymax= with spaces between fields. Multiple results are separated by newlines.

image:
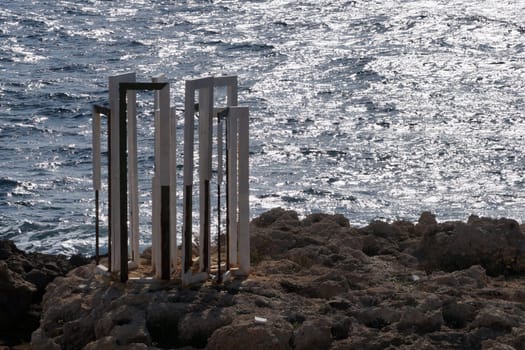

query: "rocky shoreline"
xmin=0 ymin=240 xmax=88 ymax=348
xmin=4 ymin=208 xmax=525 ymax=349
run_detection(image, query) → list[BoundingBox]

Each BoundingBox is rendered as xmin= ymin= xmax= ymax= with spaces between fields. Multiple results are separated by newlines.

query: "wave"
xmin=224 ymin=42 xmax=275 ymax=52
xmin=0 ymin=178 xmax=21 ymax=194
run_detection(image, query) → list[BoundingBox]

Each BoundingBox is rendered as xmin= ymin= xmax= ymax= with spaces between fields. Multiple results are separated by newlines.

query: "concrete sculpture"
xmin=92 ymin=73 xmax=249 ymax=284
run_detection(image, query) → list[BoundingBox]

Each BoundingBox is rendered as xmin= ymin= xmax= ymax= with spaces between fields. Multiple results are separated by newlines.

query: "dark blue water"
xmin=1 ymin=0 xmax=524 ymax=255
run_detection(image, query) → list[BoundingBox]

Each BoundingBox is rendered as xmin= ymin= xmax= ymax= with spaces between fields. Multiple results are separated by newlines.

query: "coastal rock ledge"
xmin=0 ymin=240 xmax=86 ymax=347
xmin=24 ymin=209 xmax=525 ymax=349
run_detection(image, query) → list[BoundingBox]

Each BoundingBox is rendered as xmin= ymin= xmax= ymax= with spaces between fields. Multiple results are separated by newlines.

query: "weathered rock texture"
xmin=0 ymin=240 xmax=84 ymax=346
xmin=31 ymin=208 xmax=525 ymax=349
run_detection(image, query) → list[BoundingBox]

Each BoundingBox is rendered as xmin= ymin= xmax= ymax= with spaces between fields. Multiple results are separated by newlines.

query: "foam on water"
xmin=0 ymin=0 xmax=524 ymax=255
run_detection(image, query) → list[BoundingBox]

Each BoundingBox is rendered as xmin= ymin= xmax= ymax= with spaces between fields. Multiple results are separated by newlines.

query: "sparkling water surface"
xmin=0 ymin=0 xmax=524 ymax=255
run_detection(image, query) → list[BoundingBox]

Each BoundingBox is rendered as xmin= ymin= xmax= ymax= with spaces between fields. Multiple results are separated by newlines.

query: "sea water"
xmin=0 ymin=0 xmax=524 ymax=255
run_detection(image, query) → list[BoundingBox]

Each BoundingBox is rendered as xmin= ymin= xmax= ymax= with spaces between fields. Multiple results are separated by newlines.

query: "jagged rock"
xmin=327 ymin=297 xmax=352 ymax=311
xmin=423 ymin=265 xmax=488 ymax=293
xmin=442 ymin=300 xmax=479 ymax=329
xmin=0 ymin=260 xmax=37 ymax=308
xmin=467 ymin=326 xmax=508 ymax=349
xmin=354 ymin=306 xmax=401 ymax=329
xmin=83 ymin=336 xmax=119 ymax=350
xmin=330 ymin=316 xmax=352 ymax=340
xmin=256 ymin=258 xmax=302 ymax=274
xmin=417 ymin=216 xmax=525 ymax=275
xmin=251 ymin=227 xmax=298 ymax=262
xmin=418 ymin=211 xmax=437 ymax=226
xmin=280 ymin=275 xmax=348 ymax=300
xmin=27 ymin=210 xmax=525 ymax=349
xmin=512 ymin=327 xmax=525 ymax=350
xmin=362 ymin=220 xmax=403 ymax=240
xmin=83 ymin=336 xmax=149 ymax=350
xmin=481 ymin=340 xmax=517 ymax=350
xmin=302 ymin=213 xmax=349 ymax=228
xmin=62 ymin=316 xmax=96 ymax=350
xmin=471 ymin=307 xmax=520 ymax=331
xmin=286 ymin=246 xmax=323 ymax=268
xmin=397 ymin=307 xmax=443 ymax=334
xmin=283 ymin=308 xmax=305 ymax=321
xmin=106 ymin=305 xmax=150 ymax=346
xmin=251 ymin=207 xmax=299 ymax=228
xmin=315 ymin=279 xmax=348 ymax=299
xmin=177 ymin=308 xmax=233 ymax=348
xmin=339 ymin=328 xmax=407 ymax=350
xmin=292 ymin=318 xmax=332 ymax=350
xmin=0 ymin=240 xmax=75 ymax=346
xmin=25 ymin=269 xmax=54 ymax=294
xmin=42 ymin=294 xmax=83 ymax=336
xmin=146 ymin=302 xmax=185 ymax=348
xmin=207 ymin=319 xmax=293 ymax=350
xmin=69 ymin=254 xmax=90 ymax=268
xmin=301 ymin=213 xmax=351 ymax=241
xmin=30 ymin=328 xmax=60 ymax=350
xmin=361 ymin=234 xmax=399 ymax=256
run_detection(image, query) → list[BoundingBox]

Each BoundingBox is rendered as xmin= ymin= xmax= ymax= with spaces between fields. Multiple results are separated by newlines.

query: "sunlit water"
xmin=0 ymin=0 xmax=524 ymax=255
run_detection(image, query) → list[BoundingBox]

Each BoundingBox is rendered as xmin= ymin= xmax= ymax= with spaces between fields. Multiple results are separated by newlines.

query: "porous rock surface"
xmin=0 ymin=240 xmax=84 ymax=346
xmin=31 ymin=208 xmax=525 ymax=349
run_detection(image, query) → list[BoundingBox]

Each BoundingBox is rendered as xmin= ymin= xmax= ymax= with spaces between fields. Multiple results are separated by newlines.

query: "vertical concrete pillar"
xmin=170 ymin=106 xmax=177 ymax=274
xmin=109 ymin=72 xmax=136 ymax=274
xmin=152 ymin=75 xmax=164 ymax=278
xmin=158 ymin=83 xmax=171 ymax=280
xmin=92 ymin=108 xmax=101 ymax=264
xmin=127 ymin=90 xmax=139 ymax=264
xmin=182 ymin=80 xmax=196 ymax=284
xmin=182 ymin=77 xmax=213 ymax=285
xmin=198 ymin=85 xmax=213 ymax=273
xmin=237 ymin=107 xmax=250 ymax=275
xmin=227 ymin=108 xmax=238 ymax=266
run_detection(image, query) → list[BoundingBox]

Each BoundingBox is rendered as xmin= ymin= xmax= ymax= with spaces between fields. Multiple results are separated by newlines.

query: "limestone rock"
xmin=330 ymin=316 xmax=352 ymax=340
xmin=145 ymin=302 xmax=185 ymax=348
xmin=481 ymin=340 xmax=517 ymax=350
xmin=251 ymin=207 xmax=299 ymax=228
xmin=177 ymin=308 xmax=233 ymax=348
xmin=26 ymin=210 xmax=525 ymax=349
xmin=417 ymin=216 xmax=525 ymax=275
xmin=418 ymin=211 xmax=437 ymax=226
xmin=397 ymin=307 xmax=443 ymax=334
xmin=83 ymin=336 xmax=149 ymax=350
xmin=471 ymin=308 xmax=520 ymax=331
xmin=292 ymin=318 xmax=332 ymax=350
xmin=0 ymin=240 xmax=74 ymax=346
xmin=442 ymin=300 xmax=478 ymax=329
xmin=108 ymin=305 xmax=150 ymax=346
xmin=207 ymin=319 xmax=293 ymax=350
xmin=355 ymin=306 xmax=401 ymax=329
